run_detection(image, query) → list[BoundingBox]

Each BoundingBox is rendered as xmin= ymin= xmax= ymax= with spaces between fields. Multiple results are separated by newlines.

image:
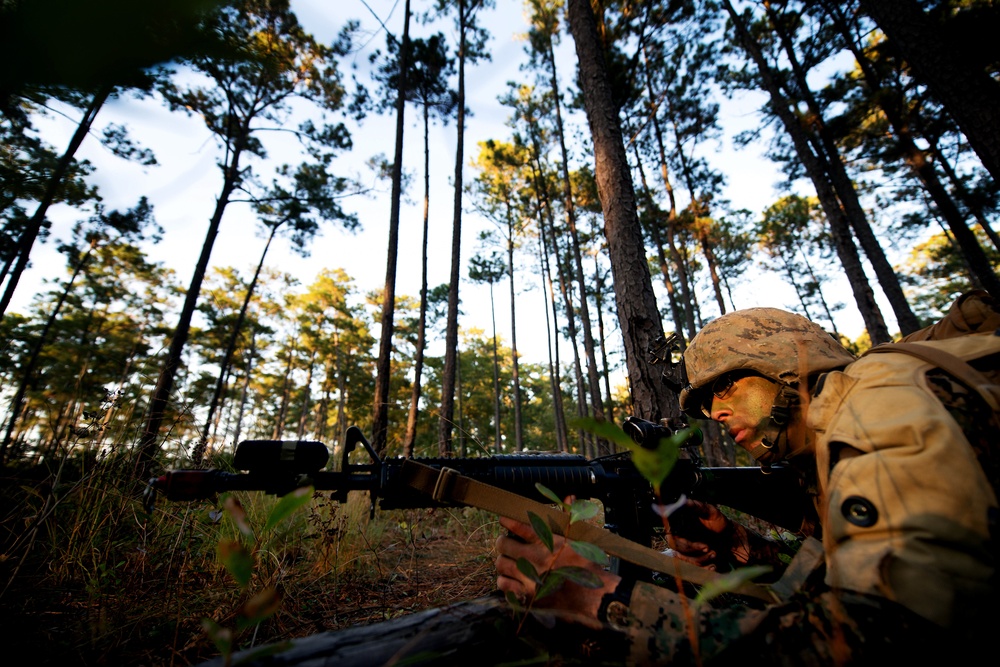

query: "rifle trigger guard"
xmin=432 ymin=467 xmax=459 ymax=503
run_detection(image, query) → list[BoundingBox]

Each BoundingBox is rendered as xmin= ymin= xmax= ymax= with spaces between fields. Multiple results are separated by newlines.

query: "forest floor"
xmin=0 ymin=492 xmax=501 ymax=667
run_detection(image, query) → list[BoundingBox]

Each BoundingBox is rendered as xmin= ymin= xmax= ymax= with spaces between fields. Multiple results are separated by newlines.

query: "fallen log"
xmin=196 ymin=593 xmax=630 ymax=666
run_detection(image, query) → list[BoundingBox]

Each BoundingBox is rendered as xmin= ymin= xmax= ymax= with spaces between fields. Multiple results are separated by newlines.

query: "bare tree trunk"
xmin=763 ymin=1 xmax=921 ymax=332
xmin=195 ymin=225 xmax=276 ymax=463
xmin=504 ymin=203 xmax=524 ymax=451
xmin=543 ymin=30 xmax=608 ymax=454
xmin=567 ymin=0 xmax=678 ymax=422
xmin=403 ymin=103 xmax=433 ymax=458
xmin=136 ymin=119 xmax=250 ymax=478
xmin=439 ymin=0 xmax=469 ymax=457
xmin=724 ymin=0 xmax=890 ymax=343
xmin=296 ymin=347 xmax=317 ymax=439
xmin=631 ymin=142 xmax=687 ymax=347
xmin=372 ymin=0 xmax=411 ymax=457
xmin=823 ymin=0 xmax=1000 ymax=297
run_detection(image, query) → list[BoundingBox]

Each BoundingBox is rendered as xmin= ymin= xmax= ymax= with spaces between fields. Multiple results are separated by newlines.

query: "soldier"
xmin=496 ymin=294 xmax=999 ymax=663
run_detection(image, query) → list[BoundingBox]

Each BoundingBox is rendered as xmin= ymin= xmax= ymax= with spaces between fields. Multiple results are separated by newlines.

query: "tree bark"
xmin=438 ymin=0 xmax=469 ymax=457
xmin=567 ymin=0 xmax=677 ymax=422
xmin=372 ymin=0 xmax=411 ymax=457
xmin=135 ymin=122 xmax=249 ymax=478
xmin=724 ymin=0 xmax=890 ymax=343
xmin=543 ymin=25 xmax=608 ymax=453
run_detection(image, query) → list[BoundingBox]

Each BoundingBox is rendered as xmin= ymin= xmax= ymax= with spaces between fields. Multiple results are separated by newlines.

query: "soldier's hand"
xmin=495 ymin=514 xmax=619 ymax=619
xmin=664 ymin=499 xmax=739 ymax=570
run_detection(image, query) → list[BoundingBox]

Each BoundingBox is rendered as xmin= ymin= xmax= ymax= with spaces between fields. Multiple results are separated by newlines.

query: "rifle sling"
xmin=399 ymin=459 xmax=776 ymax=603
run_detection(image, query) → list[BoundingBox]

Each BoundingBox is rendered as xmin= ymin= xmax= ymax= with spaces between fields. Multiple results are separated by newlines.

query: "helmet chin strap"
xmin=747 ymin=384 xmax=799 ymax=465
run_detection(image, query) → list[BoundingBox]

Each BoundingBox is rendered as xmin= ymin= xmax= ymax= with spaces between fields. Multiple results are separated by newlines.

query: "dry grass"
xmin=0 ymin=452 xmax=501 ymax=666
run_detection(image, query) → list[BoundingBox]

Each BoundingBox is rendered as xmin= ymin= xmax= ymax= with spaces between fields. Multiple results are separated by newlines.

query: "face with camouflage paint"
xmin=704 ymin=373 xmax=782 ymax=453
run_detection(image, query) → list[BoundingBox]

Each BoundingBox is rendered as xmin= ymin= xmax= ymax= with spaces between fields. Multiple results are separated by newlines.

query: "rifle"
xmin=144 ymin=418 xmax=810 ymax=576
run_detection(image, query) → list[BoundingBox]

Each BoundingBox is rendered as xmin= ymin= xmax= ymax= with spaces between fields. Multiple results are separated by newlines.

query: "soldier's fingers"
xmin=670 ymin=536 xmax=710 ymax=554
xmin=499 ymin=515 xmax=537 ymax=543
xmin=495 ymin=553 xmax=536 ymax=595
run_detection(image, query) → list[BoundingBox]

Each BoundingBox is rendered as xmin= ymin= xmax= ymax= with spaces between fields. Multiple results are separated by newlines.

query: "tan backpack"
xmin=864 ymin=290 xmax=1000 ymax=494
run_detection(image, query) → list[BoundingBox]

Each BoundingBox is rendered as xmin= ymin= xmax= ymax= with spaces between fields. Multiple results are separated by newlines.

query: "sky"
xmin=11 ymin=0 xmax=885 ymax=379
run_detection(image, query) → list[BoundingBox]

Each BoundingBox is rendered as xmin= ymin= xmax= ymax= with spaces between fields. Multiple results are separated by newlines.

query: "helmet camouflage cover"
xmin=679 ymin=308 xmax=856 ymax=415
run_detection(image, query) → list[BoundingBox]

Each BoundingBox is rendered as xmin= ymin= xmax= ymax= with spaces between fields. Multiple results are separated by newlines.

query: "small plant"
xmin=504 ymin=482 xmax=607 ymax=627
xmin=574 ymin=417 xmax=771 ymax=606
xmin=206 ymin=486 xmax=314 ymax=665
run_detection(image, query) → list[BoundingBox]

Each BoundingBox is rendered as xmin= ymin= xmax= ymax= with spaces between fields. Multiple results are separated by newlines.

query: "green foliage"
xmin=574 ymin=417 xmax=694 ymax=495
xmin=209 ymin=485 xmax=315 ymax=661
xmin=508 ymin=484 xmax=606 ymax=616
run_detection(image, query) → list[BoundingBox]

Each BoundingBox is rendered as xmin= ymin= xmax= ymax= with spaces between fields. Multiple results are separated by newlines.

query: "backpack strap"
xmin=865 ymin=342 xmax=1000 ymax=412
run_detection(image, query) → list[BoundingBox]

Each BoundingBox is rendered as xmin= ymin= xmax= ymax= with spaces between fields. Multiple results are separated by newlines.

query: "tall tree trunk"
xmin=403 ymin=101 xmax=433 ymax=458
xmin=273 ymin=333 xmax=298 ymax=440
xmin=631 ymin=141 xmax=687 ymax=347
xmin=297 ymin=347 xmax=317 ymax=439
xmin=859 ymin=0 xmax=1000 ymax=185
xmin=592 ymin=252 xmax=615 ymax=432
xmin=0 ymin=85 xmax=110 ymax=321
xmin=724 ymin=0 xmax=890 ymax=343
xmin=504 ymin=203 xmax=524 ymax=451
xmin=555 ymin=239 xmax=591 ymax=455
xmin=536 ymin=209 xmax=569 ymax=453
xmin=823 ymin=1 xmax=1000 ymax=297
xmin=1 ymin=240 xmax=96 ymax=464
xmin=439 ymin=0 xmax=469 ymax=456
xmin=567 ymin=0 xmax=677 ymax=422
xmin=642 ymin=53 xmax=697 ymax=341
xmin=372 ymin=0 xmax=411 ymax=457
xmin=543 ymin=28 xmax=608 ymax=453
xmin=528 ymin=140 xmax=570 ymax=453
xmin=195 ymin=224 xmax=277 ymax=464
xmin=488 ymin=280 xmax=501 ymax=453
xmin=763 ymin=1 xmax=920 ymax=333
xmin=231 ymin=330 xmax=257 ymax=451
xmin=135 ymin=122 xmax=249 ymax=478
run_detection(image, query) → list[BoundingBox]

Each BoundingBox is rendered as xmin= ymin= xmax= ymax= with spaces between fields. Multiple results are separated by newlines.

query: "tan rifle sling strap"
xmin=398 ymin=458 xmax=776 ymax=603
xmin=865 ymin=341 xmax=1000 ymax=412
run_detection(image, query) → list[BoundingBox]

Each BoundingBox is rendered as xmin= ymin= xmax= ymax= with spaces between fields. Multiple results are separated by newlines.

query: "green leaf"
xmin=222 ymin=494 xmax=254 ymax=538
xmin=534 ymin=570 xmax=565 ymax=601
xmin=202 ymin=617 xmax=233 ymax=657
xmin=217 ymin=539 xmax=253 ymax=588
xmin=693 ymin=565 xmax=772 ymax=605
xmin=504 ymin=590 xmax=525 ymax=611
xmin=527 ymin=511 xmax=554 ymax=552
xmin=534 ymin=483 xmax=565 ymax=508
xmin=568 ymin=539 xmax=609 ymax=566
xmin=569 ymin=499 xmax=599 ymax=524
xmin=554 ymin=565 xmax=605 ymax=589
xmin=237 ymin=586 xmax=283 ymax=630
xmin=572 ymin=417 xmax=696 ymax=495
xmin=263 ymin=485 xmax=314 ymax=533
xmin=515 ymin=557 xmax=542 ymax=584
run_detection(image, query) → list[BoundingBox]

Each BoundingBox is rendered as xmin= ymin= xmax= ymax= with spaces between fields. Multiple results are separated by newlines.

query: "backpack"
xmin=864 ymin=290 xmax=1000 ymax=496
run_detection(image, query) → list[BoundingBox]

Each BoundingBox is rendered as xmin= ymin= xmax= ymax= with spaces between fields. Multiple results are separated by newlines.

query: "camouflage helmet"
xmin=679 ymin=307 xmax=856 ymax=416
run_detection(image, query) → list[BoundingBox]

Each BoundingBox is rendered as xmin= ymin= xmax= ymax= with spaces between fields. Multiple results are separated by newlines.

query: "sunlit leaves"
xmin=217 ymin=539 xmax=253 ymax=588
xmin=574 ymin=417 xmax=695 ymax=495
xmin=263 ymin=485 xmax=313 ymax=532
